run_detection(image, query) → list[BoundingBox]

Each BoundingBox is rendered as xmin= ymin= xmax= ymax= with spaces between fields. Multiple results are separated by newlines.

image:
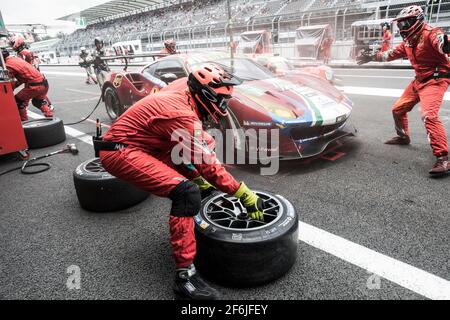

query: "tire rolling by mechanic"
xmin=94 ymin=63 xmax=268 ymax=300
xmin=356 ymin=5 xmax=450 ymax=176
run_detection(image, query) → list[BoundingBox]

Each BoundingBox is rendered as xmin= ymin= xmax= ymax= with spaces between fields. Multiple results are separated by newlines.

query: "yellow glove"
xmin=234 ymin=182 xmax=265 ymax=221
xmin=193 ymin=176 xmax=216 ymax=199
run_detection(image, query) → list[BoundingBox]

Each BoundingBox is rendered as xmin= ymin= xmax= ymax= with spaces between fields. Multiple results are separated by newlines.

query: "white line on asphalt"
xmin=335 ymin=67 xmax=413 ymax=72
xmin=66 ymin=88 xmax=102 ymax=96
xmin=340 ymin=86 xmax=450 ymax=101
xmin=336 ymin=75 xmax=411 ymax=79
xmin=42 ymin=71 xmax=86 ymax=77
xmin=27 ymin=109 xmax=450 ymax=299
xmin=27 ymin=111 xmax=93 ymax=146
xmin=298 ymin=222 xmax=450 ymax=300
xmin=53 ymin=97 xmax=99 ymax=105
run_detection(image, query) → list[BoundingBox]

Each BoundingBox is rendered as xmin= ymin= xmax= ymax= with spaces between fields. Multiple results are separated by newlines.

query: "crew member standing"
xmin=161 ymin=39 xmax=177 ymax=54
xmin=91 ymin=37 xmax=110 ymax=88
xmin=96 ymin=63 xmax=265 ymax=300
xmin=79 ymin=47 xmax=97 ymax=85
xmin=381 ymin=23 xmax=392 ymax=52
xmin=3 ymin=49 xmax=53 ymax=121
xmin=357 ymin=5 xmax=450 ymax=175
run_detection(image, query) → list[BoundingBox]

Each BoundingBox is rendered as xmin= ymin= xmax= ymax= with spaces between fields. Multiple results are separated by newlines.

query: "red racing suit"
xmin=321 ymin=37 xmax=334 ymax=63
xmin=18 ymin=49 xmax=37 ymax=65
xmin=381 ymin=30 xmax=392 ymax=52
xmin=5 ymin=56 xmax=50 ymax=121
xmin=99 ymin=80 xmax=240 ymax=268
xmin=160 ymin=48 xmax=175 ymax=55
xmin=376 ymin=24 xmax=450 ymax=157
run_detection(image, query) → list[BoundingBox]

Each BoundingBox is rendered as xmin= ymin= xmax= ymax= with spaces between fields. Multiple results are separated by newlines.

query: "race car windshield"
xmin=191 ymin=58 xmax=274 ymax=81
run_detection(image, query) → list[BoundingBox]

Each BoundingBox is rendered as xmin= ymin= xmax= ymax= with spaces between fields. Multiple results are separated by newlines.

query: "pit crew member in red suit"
xmin=357 ymin=5 xmax=450 ymax=175
xmin=381 ymin=23 xmax=392 ymax=52
xmin=161 ymin=39 xmax=177 ymax=54
xmin=3 ymin=49 xmax=53 ymax=121
xmin=96 ymin=63 xmax=266 ymax=299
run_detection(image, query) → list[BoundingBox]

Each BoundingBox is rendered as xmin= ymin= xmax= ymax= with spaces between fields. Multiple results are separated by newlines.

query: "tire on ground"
xmin=194 ymin=191 xmax=298 ymax=287
xmin=104 ymin=86 xmax=125 ymax=121
xmin=73 ymin=158 xmax=149 ymax=212
xmin=22 ymin=117 xmax=66 ymax=149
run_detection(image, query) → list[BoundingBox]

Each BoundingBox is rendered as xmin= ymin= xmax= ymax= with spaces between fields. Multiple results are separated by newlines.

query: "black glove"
xmin=443 ymin=34 xmax=450 ymax=54
xmin=193 ymin=176 xmax=217 ymax=200
xmin=356 ymin=52 xmax=376 ymax=66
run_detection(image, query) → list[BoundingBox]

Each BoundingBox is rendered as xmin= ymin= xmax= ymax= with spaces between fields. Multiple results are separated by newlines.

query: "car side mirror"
xmin=160 ymin=73 xmax=178 ymax=84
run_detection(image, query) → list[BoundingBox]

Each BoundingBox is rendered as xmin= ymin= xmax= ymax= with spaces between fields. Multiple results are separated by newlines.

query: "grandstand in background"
xmin=53 ymin=0 xmax=450 ymax=56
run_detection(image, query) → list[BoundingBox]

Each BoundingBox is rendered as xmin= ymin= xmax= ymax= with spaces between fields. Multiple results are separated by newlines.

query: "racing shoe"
xmin=429 ymin=156 xmax=449 ymax=176
xmin=384 ymin=135 xmax=410 ymax=145
xmin=40 ymin=105 xmax=54 ymax=118
xmin=173 ymin=264 xmax=221 ymax=300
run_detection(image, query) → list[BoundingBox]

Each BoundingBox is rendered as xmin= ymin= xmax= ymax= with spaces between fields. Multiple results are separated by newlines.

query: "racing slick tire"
xmin=22 ymin=117 xmax=66 ymax=149
xmin=194 ymin=191 xmax=298 ymax=287
xmin=73 ymin=158 xmax=149 ymax=212
xmin=104 ymin=86 xmax=125 ymax=121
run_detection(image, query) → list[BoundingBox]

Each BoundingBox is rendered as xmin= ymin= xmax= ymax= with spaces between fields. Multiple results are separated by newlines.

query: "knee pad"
xmin=169 ymin=181 xmax=201 ymax=218
xmin=32 ymin=98 xmax=46 ymax=108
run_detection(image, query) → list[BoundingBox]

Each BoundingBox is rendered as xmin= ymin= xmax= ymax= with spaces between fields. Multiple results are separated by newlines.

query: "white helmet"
xmin=80 ymin=47 xmax=86 ymax=52
xmin=394 ymin=5 xmax=425 ymax=41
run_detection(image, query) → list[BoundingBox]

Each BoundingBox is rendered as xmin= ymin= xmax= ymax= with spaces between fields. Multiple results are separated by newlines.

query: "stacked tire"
xmin=73 ymin=158 xmax=149 ymax=212
xmin=22 ymin=117 xmax=66 ymax=149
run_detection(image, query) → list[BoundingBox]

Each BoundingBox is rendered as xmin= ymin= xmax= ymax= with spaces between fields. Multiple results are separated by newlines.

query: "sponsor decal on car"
xmin=113 ymin=74 xmax=123 ymax=88
xmin=243 ymin=120 xmax=272 ymax=127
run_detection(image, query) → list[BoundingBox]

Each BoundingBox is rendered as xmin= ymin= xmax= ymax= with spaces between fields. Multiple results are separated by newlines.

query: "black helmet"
xmin=94 ymin=37 xmax=104 ymax=47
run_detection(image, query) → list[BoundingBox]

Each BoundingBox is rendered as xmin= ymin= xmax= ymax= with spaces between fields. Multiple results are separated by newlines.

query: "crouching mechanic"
xmin=2 ymin=49 xmax=53 ymax=121
xmin=96 ymin=63 xmax=265 ymax=300
xmin=357 ymin=5 xmax=450 ymax=175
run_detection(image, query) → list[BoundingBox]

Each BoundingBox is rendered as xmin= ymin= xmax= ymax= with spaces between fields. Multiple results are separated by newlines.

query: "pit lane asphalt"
xmin=0 ymin=66 xmax=448 ymax=300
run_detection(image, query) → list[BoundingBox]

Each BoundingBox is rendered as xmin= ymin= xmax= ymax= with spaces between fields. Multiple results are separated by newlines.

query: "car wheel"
xmin=194 ymin=191 xmax=298 ymax=287
xmin=104 ymin=87 xmax=124 ymax=121
xmin=73 ymin=158 xmax=149 ymax=212
xmin=22 ymin=117 xmax=66 ymax=149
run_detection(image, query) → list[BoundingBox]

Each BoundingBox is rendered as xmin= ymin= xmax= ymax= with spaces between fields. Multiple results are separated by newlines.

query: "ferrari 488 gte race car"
xmin=102 ymin=51 xmax=356 ymax=159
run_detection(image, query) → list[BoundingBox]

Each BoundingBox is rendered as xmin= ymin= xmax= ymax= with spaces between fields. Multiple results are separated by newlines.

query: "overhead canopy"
xmin=57 ymin=0 xmax=179 ymax=25
xmin=351 ymin=18 xmax=393 ymax=28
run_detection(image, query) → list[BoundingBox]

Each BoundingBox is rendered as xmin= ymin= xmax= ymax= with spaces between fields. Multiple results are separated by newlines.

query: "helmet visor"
xmin=397 ymin=17 xmax=417 ymax=32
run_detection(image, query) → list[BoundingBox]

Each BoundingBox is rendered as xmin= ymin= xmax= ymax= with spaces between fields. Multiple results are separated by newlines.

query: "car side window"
xmin=154 ymin=60 xmax=187 ymax=79
xmin=143 ymin=62 xmax=158 ymax=77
